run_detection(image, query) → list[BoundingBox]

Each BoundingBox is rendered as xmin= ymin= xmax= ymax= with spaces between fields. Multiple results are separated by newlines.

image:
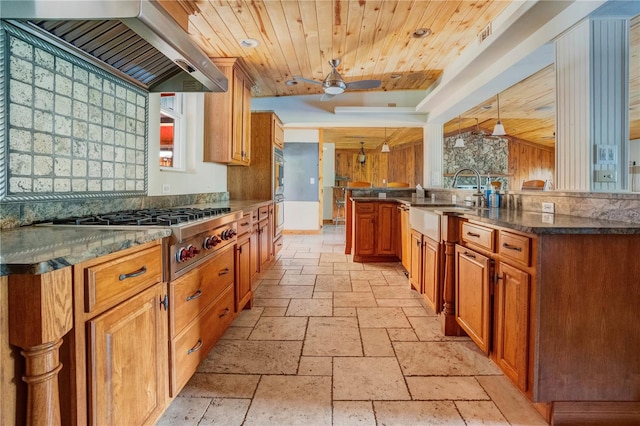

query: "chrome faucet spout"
xmin=452 ymin=167 xmax=486 ymax=207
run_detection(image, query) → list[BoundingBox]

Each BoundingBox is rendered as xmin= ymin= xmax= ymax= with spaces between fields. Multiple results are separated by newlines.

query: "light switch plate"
xmin=595 ymin=170 xmax=616 ymax=183
xmin=542 ymin=202 xmax=554 ymax=213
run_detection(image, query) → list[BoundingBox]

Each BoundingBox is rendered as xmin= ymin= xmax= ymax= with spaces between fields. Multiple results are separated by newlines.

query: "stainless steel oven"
xmin=274 ymin=196 xmax=284 ymax=237
xmin=274 ymin=147 xmax=284 ymax=197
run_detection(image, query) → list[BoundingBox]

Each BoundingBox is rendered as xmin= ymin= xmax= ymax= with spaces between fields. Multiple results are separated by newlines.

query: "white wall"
xmin=283 ymin=129 xmax=321 ymax=231
xmin=322 ymin=143 xmax=336 ymax=220
xmin=147 ymin=93 xmax=227 ymax=196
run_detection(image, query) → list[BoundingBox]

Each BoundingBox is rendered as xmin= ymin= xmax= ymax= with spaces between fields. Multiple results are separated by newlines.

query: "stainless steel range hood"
xmin=1 ymin=0 xmax=228 ymax=93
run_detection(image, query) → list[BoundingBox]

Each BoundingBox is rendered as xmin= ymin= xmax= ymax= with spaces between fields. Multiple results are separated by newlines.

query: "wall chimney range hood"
xmin=1 ymin=0 xmax=228 ymax=93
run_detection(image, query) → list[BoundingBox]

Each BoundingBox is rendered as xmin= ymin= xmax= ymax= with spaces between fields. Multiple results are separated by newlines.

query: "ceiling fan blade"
xmin=345 ymin=79 xmax=381 ymax=90
xmin=320 ymin=93 xmax=337 ymax=101
xmin=292 ymin=76 xmax=323 ymax=86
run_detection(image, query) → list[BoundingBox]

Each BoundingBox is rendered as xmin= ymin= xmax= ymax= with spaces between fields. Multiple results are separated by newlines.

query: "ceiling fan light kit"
xmin=492 ymin=93 xmax=507 ymax=136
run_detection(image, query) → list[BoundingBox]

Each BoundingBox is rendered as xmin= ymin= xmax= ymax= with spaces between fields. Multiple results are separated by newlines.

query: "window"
xmin=159 ymin=93 xmax=185 ymax=170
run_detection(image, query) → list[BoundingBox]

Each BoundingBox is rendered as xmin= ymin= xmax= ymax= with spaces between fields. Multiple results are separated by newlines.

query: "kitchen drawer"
xmin=273 ymin=234 xmax=283 ymax=256
xmin=356 ymin=203 xmax=375 ymax=213
xmin=237 ymin=213 xmax=252 ymax=236
xmin=258 ymin=205 xmax=269 ymax=221
xmin=170 ymin=284 xmax=234 ymax=396
xmin=84 ymin=245 xmax=162 ymax=314
xmin=498 ymin=231 xmax=531 ymax=267
xmin=461 ymin=222 xmax=495 ymax=252
xmin=170 ymin=246 xmax=234 ymax=335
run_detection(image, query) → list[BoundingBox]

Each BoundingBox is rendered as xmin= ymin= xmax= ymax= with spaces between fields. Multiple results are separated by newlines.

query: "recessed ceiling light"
xmin=390 ymin=74 xmax=402 ymax=79
xmin=481 ymin=104 xmax=492 ymax=110
xmin=240 ymin=38 xmax=259 ymax=48
xmin=535 ymin=105 xmax=554 ymax=111
xmin=412 ymin=28 xmax=432 ymax=38
xmin=285 ymin=80 xmax=298 ymax=86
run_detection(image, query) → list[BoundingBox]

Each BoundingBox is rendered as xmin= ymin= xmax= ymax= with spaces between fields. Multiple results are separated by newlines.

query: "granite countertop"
xmin=0 ymin=199 xmax=273 ymax=276
xmin=351 ymin=196 xmax=640 ymax=234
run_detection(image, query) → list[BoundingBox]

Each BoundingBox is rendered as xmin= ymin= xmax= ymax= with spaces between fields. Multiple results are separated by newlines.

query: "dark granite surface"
xmin=0 ymin=199 xmax=272 ymax=276
xmin=352 ymin=197 xmax=640 ymax=234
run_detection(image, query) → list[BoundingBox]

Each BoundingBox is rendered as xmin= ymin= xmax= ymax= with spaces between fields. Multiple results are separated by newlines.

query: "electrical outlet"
xmin=310 ymin=177 xmax=315 ymax=184
xmin=542 ymin=202 xmax=555 ymax=214
xmin=595 ymin=170 xmax=616 ymax=183
xmin=162 ymin=183 xmax=170 ymax=194
xmin=451 ymin=195 xmax=457 ymax=204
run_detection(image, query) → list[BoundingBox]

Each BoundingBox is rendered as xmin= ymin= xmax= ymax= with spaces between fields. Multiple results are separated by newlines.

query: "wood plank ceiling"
xmin=163 ymin=2 xmax=639 ymax=148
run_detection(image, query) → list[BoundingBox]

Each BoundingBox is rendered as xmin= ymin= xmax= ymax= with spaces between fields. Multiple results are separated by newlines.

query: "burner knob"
xmin=221 ymin=229 xmax=236 ymax=240
xmin=188 ymin=245 xmax=200 ymax=257
xmin=176 ymin=247 xmax=190 ymax=263
xmin=204 ymin=235 xmax=221 ymax=249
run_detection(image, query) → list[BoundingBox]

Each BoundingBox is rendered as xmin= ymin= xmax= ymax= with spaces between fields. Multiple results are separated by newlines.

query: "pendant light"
xmin=381 ymin=128 xmax=390 ymax=152
xmin=358 ymin=141 xmax=366 ymax=164
xmin=453 ymin=116 xmax=465 ymax=148
xmin=492 ymin=93 xmax=506 ymax=136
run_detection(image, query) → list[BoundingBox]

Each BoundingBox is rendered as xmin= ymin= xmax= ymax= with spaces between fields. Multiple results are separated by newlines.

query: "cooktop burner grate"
xmin=52 ymin=207 xmax=232 ymax=226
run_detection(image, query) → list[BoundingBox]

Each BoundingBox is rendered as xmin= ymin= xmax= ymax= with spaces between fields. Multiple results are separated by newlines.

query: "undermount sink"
xmin=409 ymin=207 xmax=441 ymax=241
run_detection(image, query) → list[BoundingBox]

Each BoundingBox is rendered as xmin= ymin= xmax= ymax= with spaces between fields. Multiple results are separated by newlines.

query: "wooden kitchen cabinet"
xmin=203 ymin=58 xmax=254 ymax=165
xmin=68 ymin=240 xmax=167 ymax=426
xmin=422 ymin=236 xmax=441 ymax=313
xmin=235 ymin=213 xmax=253 ymax=312
xmin=88 ymin=281 xmax=167 ymax=426
xmin=258 ymin=216 xmax=271 ymax=270
xmin=352 ymin=201 xmax=400 ymax=262
xmin=494 ymin=261 xmax=530 ymax=391
xmin=399 ymin=204 xmax=411 ymax=271
xmin=455 ymin=244 xmax=492 ymax=355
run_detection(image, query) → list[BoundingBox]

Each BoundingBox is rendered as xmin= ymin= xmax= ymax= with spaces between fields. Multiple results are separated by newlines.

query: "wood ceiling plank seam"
xmin=369 ymin=0 xmax=414 ymax=78
xmin=355 ymin=0 xmax=392 ymax=81
xmin=340 ymin=0 xmax=368 ymax=79
xmin=393 ymin=0 xmax=456 ymax=75
xmin=218 ymin=0 xmax=284 ymax=96
xmin=378 ymin=0 xmax=439 ymax=78
xmin=192 ymin=5 xmax=242 ymax=57
xmin=351 ymin=0 xmax=384 ymax=81
xmin=314 ymin=0 xmax=336 ymax=81
xmin=297 ymin=0 xmax=324 ymax=85
xmin=236 ymin=0 xmax=294 ymax=96
xmin=260 ymin=1 xmax=304 ymax=83
xmin=330 ymin=0 xmax=349 ymax=79
xmin=280 ymin=0 xmax=315 ymax=88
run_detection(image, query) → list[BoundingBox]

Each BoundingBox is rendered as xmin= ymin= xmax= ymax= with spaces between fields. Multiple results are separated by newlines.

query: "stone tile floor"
xmin=157 ymin=225 xmax=548 ymax=425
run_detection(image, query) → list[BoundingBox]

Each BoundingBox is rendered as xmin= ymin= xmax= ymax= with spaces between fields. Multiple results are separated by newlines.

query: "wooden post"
xmin=440 ymin=215 xmax=463 ymax=336
xmin=8 ymin=268 xmax=73 ymax=426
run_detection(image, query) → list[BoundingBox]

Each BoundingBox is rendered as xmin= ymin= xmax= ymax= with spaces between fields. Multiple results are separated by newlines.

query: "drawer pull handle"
xmin=241 ymin=222 xmax=250 ymax=226
xmin=119 ymin=265 xmax=147 ymax=281
xmin=186 ymin=289 xmax=202 ymax=302
xmin=219 ymin=308 xmax=231 ymax=318
xmin=187 ymin=339 xmax=203 ymax=355
xmin=466 ymin=232 xmax=481 ymax=238
xmin=463 ymin=252 xmax=477 ymax=259
xmin=218 ymin=268 xmax=230 ymax=276
xmin=502 ymin=243 xmax=523 ymax=252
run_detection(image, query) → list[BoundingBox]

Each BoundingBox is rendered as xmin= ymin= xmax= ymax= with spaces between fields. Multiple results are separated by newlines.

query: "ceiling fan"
xmin=291 ymin=59 xmax=381 ymax=101
xmin=470 ymin=118 xmax=502 ymax=140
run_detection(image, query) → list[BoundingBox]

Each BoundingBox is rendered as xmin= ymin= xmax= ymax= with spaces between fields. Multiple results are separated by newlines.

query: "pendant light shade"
xmin=454 ymin=116 xmax=465 ymax=148
xmin=492 ymin=93 xmax=506 ymax=136
xmin=381 ymin=128 xmax=390 ymax=152
xmin=358 ymin=141 xmax=366 ymax=164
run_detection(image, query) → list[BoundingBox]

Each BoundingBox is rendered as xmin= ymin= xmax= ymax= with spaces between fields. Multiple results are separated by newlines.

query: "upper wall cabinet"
xmin=203 ymin=58 xmax=254 ymax=166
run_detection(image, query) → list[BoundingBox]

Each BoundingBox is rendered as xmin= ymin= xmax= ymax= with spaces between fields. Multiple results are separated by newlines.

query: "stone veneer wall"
xmin=1 ymin=22 xmax=147 ymax=202
xmin=0 ymin=192 xmax=229 ymax=229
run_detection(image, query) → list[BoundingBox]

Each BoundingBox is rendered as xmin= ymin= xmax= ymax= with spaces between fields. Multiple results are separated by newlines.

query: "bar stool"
xmin=334 ymin=188 xmax=346 ymax=225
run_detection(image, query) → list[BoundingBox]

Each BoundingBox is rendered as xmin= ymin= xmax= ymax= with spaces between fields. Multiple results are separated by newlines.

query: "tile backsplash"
xmin=1 ymin=22 xmax=147 ymax=202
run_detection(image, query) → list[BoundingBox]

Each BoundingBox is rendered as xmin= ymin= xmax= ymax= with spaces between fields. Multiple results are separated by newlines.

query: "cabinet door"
xmin=495 ymin=262 xmax=530 ymax=391
xmin=423 ymin=237 xmax=441 ymax=313
xmin=400 ymin=206 xmax=410 ymax=271
xmin=258 ymin=219 xmax=270 ymax=270
xmin=354 ymin=213 xmax=376 ymax=256
xmin=235 ymin=235 xmax=252 ymax=312
xmin=88 ymin=282 xmax=167 ymax=426
xmin=250 ymin=222 xmax=259 ymax=282
xmin=241 ymin=77 xmax=252 ymax=163
xmin=455 ymin=245 xmax=491 ymax=355
xmin=232 ymin=72 xmax=246 ymax=163
xmin=409 ymin=230 xmax=423 ymax=293
xmin=376 ymin=203 xmax=397 ymax=256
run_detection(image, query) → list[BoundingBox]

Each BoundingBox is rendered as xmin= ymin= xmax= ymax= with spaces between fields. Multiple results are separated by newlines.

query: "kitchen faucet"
xmin=451 ymin=167 xmax=487 ymax=207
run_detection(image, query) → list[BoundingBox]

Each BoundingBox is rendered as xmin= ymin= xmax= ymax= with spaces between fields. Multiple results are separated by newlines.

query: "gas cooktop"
xmin=51 ymin=207 xmax=232 ymax=227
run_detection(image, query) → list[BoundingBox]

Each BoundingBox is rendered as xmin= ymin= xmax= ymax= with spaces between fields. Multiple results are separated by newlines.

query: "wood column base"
xmin=440 ymin=308 xmax=464 ymax=336
xmin=22 ymin=340 xmax=64 ymax=426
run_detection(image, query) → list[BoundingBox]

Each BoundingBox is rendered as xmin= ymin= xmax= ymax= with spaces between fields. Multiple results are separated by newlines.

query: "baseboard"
xmin=282 ymin=229 xmax=322 ymax=235
xmin=552 ymin=401 xmax=640 ymax=425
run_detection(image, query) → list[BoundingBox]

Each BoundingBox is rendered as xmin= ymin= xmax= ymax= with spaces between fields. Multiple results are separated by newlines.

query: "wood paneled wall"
xmin=335 ymin=142 xmax=422 ymax=187
xmin=508 ymin=139 xmax=555 ymax=190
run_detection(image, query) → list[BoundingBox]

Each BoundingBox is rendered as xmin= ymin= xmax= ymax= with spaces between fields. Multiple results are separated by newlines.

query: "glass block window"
xmin=0 ymin=22 xmax=148 ymax=202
